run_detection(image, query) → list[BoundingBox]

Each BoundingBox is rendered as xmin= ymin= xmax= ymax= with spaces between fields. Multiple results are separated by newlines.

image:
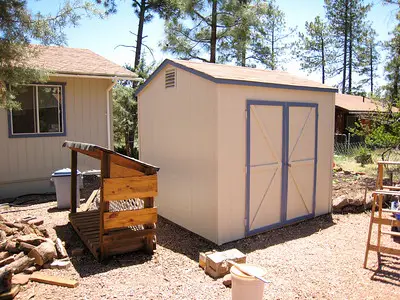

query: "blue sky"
xmin=28 ymin=0 xmax=398 ymax=89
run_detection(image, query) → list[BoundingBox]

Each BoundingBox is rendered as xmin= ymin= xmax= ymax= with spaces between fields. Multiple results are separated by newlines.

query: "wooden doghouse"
xmin=63 ymin=141 xmax=159 ymax=260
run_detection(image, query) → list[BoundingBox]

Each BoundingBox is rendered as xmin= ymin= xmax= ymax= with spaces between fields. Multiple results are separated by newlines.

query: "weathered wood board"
xmin=103 ymin=175 xmax=158 ymax=201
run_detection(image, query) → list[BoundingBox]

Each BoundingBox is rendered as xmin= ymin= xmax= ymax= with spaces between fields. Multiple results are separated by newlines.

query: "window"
xmin=9 ymin=84 xmax=65 ymax=137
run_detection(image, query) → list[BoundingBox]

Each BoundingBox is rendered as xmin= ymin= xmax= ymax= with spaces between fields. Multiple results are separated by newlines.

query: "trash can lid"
xmin=51 ymin=168 xmax=81 ymax=177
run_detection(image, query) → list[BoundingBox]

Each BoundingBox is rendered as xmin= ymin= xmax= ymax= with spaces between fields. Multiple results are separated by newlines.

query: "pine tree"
xmin=324 ymin=0 xmax=371 ymax=94
xmin=293 ymin=16 xmax=333 ymax=84
xmin=249 ymin=0 xmax=295 ymax=70
xmin=385 ymin=11 xmax=400 ymax=102
xmin=0 ymin=0 xmax=100 ymax=109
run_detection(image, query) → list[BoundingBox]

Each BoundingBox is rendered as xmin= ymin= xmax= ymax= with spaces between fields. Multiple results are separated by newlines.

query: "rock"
xmin=12 ymin=274 xmax=30 ymax=285
xmin=332 ymin=195 xmax=349 ymax=211
xmin=71 ymin=248 xmax=85 ymax=257
xmin=343 ymin=170 xmax=352 ymax=175
xmin=222 ymin=274 xmax=232 ymax=288
xmin=50 ymin=259 xmax=71 ymax=269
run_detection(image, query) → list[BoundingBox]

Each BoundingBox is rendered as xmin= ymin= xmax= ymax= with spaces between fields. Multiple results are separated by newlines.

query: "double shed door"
xmin=246 ymin=100 xmax=318 ymax=235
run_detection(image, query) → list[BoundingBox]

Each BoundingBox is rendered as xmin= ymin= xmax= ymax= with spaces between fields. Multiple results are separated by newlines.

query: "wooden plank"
xmin=382 ymin=185 xmax=400 ymax=191
xmin=110 ymin=163 xmax=143 ymax=178
xmin=104 ymin=239 xmax=144 ymax=256
xmin=381 ymin=230 xmax=400 ymax=237
xmin=377 ymin=161 xmax=400 ymax=165
xmin=382 ymin=208 xmax=400 ymax=214
xmin=30 ymin=273 xmax=78 ymax=288
xmin=369 ymin=244 xmax=400 ymax=256
xmin=69 ymin=215 xmax=99 ymax=260
xmin=103 ymin=208 xmax=157 ymax=230
xmin=103 ymin=228 xmax=155 ymax=243
xmin=71 ymin=150 xmax=77 ymax=214
xmin=103 ymin=175 xmax=158 ymax=201
xmin=99 ymin=152 xmax=110 ymax=261
xmin=79 ymin=189 xmax=99 ymax=212
xmin=373 ymin=190 xmax=400 ymax=196
xmin=372 ymin=217 xmax=400 ymax=227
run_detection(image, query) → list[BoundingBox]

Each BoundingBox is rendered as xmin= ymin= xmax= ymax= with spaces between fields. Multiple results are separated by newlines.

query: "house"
xmin=136 ymin=59 xmax=336 ymax=244
xmin=335 ymin=93 xmax=394 ymax=135
xmin=0 ymin=45 xmax=137 ymax=199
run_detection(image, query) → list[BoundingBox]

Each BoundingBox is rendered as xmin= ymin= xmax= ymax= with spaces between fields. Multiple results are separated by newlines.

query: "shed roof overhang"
xmin=135 ymin=59 xmax=338 ymax=96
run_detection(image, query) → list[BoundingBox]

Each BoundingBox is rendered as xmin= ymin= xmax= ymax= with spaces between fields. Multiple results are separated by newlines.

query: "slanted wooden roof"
xmin=28 ymin=45 xmax=137 ymax=79
xmin=136 ymin=59 xmax=338 ymax=96
xmin=63 ymin=141 xmax=159 ymax=174
xmin=335 ymin=93 xmax=398 ymax=114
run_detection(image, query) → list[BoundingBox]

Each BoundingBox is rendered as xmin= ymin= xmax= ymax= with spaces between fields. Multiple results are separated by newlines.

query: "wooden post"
xmin=99 ymin=152 xmax=110 ymax=261
xmin=377 ymin=163 xmax=383 ymax=189
xmin=363 ymin=193 xmax=376 ymax=268
xmin=143 ymin=168 xmax=156 ymax=254
xmin=70 ymin=150 xmax=78 ymax=214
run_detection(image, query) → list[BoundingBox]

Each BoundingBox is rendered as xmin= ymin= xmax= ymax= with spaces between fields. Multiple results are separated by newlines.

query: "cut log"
xmin=27 ymin=218 xmax=44 ymax=226
xmin=0 ymin=285 xmax=20 ymax=300
xmin=0 ymin=243 xmax=5 ymax=253
xmin=30 ymin=273 xmax=78 ymax=288
xmin=6 ymin=256 xmax=35 ymax=274
xmin=3 ymin=222 xmax=24 ymax=230
xmin=35 ymin=226 xmax=49 ymax=238
xmin=0 ymin=268 xmax=12 ymax=294
xmin=0 ymin=254 xmax=9 ymax=262
xmin=17 ymin=242 xmax=35 ymax=254
xmin=16 ymin=235 xmax=46 ymax=246
xmin=0 ymin=232 xmax=6 ymax=243
xmin=0 ymin=257 xmax=15 ymax=268
xmin=22 ymin=226 xmax=36 ymax=235
xmin=0 ymin=224 xmax=15 ymax=236
xmin=28 ymin=242 xmax=57 ymax=266
xmin=4 ymin=242 xmax=18 ymax=254
xmin=13 ymin=253 xmax=24 ymax=261
xmin=55 ymin=238 xmax=68 ymax=259
xmin=23 ymin=266 xmax=37 ymax=274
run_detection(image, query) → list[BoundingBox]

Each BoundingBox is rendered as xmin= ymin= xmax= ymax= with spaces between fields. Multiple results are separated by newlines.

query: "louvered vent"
xmin=165 ymin=68 xmax=176 ymax=88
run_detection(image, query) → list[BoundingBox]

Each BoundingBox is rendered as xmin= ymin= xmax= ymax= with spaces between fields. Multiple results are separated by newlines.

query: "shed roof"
xmin=27 ymin=45 xmax=136 ymax=79
xmin=136 ymin=59 xmax=337 ymax=95
xmin=335 ymin=93 xmax=396 ymax=113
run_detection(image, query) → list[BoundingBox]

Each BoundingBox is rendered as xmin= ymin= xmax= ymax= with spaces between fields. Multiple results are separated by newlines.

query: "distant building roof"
xmin=136 ymin=59 xmax=337 ymax=95
xmin=27 ymin=45 xmax=136 ymax=79
xmin=335 ymin=93 xmax=396 ymax=113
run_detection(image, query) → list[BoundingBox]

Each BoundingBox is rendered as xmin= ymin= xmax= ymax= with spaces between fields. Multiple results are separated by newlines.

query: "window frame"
xmin=8 ymin=82 xmax=67 ymax=138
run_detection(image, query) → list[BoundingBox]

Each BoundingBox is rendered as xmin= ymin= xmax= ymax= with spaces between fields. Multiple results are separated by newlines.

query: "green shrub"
xmin=355 ymin=147 xmax=373 ymax=166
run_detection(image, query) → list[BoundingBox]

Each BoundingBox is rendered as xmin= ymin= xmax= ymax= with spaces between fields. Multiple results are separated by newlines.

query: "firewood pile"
xmin=0 ymin=214 xmax=69 ymax=296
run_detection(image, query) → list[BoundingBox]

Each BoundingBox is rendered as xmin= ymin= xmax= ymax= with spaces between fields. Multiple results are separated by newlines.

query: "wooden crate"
xmin=63 ymin=141 xmax=159 ymax=261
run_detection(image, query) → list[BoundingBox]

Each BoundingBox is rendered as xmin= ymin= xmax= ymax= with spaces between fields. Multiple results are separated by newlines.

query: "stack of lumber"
xmin=0 ymin=215 xmax=69 ymax=297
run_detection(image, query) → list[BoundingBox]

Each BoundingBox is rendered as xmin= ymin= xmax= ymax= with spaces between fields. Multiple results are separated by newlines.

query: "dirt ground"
xmin=0 ymin=197 xmax=399 ymax=300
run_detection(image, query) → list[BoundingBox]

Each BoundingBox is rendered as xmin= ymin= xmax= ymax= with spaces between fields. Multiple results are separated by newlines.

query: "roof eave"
xmin=52 ymin=72 xmax=139 ymax=81
xmin=135 ymin=59 xmax=338 ymax=96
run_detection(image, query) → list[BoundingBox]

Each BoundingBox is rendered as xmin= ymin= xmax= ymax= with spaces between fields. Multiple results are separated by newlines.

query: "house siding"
xmin=0 ymin=76 xmax=112 ymax=198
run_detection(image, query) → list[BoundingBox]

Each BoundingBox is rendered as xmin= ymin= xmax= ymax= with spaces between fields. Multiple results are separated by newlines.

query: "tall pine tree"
xmin=385 ymin=11 xmax=400 ymax=102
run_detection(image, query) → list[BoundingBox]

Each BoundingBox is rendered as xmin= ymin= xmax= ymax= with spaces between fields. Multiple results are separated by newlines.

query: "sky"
xmin=27 ymin=0 xmax=399 ymax=90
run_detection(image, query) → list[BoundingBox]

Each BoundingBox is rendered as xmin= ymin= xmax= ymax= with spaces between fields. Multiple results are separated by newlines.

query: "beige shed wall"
xmin=216 ymin=85 xmax=335 ymax=244
xmin=138 ymin=65 xmax=219 ymax=243
xmin=0 ymin=76 xmax=112 ymax=198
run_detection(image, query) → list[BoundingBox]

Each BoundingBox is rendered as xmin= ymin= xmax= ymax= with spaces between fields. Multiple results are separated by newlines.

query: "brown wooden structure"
xmin=364 ymin=161 xmax=400 ymax=268
xmin=63 ymin=141 xmax=159 ymax=261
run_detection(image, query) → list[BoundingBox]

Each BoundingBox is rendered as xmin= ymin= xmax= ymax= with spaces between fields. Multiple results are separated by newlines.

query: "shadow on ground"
xmin=157 ymin=214 xmax=336 ymax=262
xmin=370 ymin=255 xmax=400 ymax=287
xmin=53 ymin=213 xmax=335 ymax=277
xmin=54 ymin=223 xmax=152 ymax=278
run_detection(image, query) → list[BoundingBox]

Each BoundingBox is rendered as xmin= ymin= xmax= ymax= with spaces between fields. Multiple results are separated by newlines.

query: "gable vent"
xmin=165 ymin=68 xmax=176 ymax=88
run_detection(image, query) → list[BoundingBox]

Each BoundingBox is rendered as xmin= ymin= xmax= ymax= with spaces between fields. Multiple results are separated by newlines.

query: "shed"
xmin=136 ymin=59 xmax=337 ymax=245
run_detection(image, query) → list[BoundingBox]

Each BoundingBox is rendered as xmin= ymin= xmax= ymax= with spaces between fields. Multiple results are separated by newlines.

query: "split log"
xmin=0 ymin=256 xmax=14 ymax=268
xmin=35 ymin=226 xmax=49 ymax=238
xmin=4 ymin=241 xmax=19 ymax=254
xmin=0 ymin=231 xmax=6 ymax=242
xmin=0 ymin=268 xmax=12 ymax=294
xmin=55 ymin=239 xmax=68 ymax=259
xmin=17 ymin=242 xmax=35 ymax=253
xmin=13 ymin=252 xmax=24 ymax=261
xmin=28 ymin=242 xmax=56 ymax=266
xmin=0 ymin=253 xmax=9 ymax=261
xmin=0 ymin=224 xmax=15 ymax=236
xmin=3 ymin=222 xmax=24 ymax=230
xmin=22 ymin=225 xmax=36 ymax=235
xmin=16 ymin=235 xmax=46 ymax=246
xmin=0 ymin=242 xmax=5 ymax=252
xmin=6 ymin=256 xmax=35 ymax=274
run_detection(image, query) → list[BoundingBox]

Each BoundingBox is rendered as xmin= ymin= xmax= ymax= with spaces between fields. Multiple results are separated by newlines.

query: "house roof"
xmin=28 ymin=45 xmax=136 ymax=79
xmin=335 ymin=93 xmax=396 ymax=113
xmin=136 ymin=59 xmax=337 ymax=96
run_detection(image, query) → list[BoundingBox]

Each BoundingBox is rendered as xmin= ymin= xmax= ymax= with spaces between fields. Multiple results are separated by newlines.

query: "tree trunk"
xmin=271 ymin=22 xmax=275 ymax=70
xmin=321 ymin=36 xmax=325 ymax=84
xmin=0 ymin=269 xmax=12 ymax=293
xmin=28 ymin=242 xmax=57 ymax=266
xmin=134 ymin=0 xmax=147 ymax=70
xmin=210 ymin=0 xmax=217 ymax=63
xmin=7 ymin=255 xmax=35 ymax=274
xmin=348 ymin=1 xmax=353 ymax=94
xmin=370 ymin=42 xmax=373 ymax=93
xmin=342 ymin=0 xmax=349 ymax=94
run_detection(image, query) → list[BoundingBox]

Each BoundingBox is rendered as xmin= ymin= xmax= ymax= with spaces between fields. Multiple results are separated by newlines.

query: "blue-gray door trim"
xmin=245 ymin=100 xmax=318 ymax=236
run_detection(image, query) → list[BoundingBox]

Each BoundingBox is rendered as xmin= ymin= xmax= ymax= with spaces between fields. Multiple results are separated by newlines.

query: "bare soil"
xmin=0 ymin=175 xmax=399 ymax=299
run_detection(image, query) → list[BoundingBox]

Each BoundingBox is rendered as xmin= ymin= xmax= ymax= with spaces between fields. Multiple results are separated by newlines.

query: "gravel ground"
xmin=0 ymin=199 xmax=399 ymax=300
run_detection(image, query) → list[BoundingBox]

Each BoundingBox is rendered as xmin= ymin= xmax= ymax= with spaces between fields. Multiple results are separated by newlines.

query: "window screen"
xmin=10 ymin=84 xmax=64 ymax=136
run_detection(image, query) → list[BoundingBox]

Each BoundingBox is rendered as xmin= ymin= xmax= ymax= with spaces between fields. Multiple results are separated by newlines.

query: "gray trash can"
xmin=51 ymin=168 xmax=81 ymax=209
